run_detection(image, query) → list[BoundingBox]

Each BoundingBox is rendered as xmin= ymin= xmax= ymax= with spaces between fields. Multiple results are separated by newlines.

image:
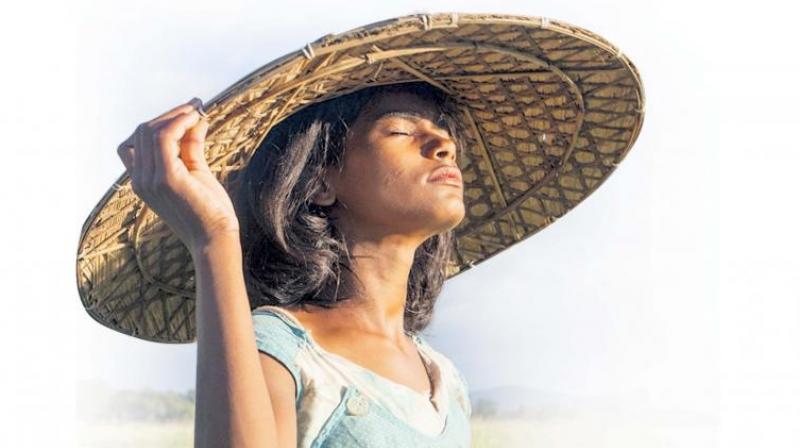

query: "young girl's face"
xmin=323 ymin=91 xmax=465 ymax=242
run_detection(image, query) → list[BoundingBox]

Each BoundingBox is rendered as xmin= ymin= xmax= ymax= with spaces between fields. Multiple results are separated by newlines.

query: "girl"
xmin=117 ymin=82 xmax=473 ymax=447
xmin=98 ymin=12 xmax=643 ymax=448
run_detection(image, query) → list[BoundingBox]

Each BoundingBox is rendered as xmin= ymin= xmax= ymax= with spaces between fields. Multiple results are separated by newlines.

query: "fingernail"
xmin=189 ymin=97 xmax=208 ymax=118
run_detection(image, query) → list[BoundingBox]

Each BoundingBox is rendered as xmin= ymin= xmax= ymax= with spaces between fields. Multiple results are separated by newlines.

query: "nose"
xmin=423 ymin=130 xmax=457 ymax=163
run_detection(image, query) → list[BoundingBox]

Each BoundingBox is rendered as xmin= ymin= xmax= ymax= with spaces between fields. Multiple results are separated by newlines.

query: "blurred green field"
xmin=77 ymin=421 xmax=193 ymax=448
xmin=469 ymin=415 xmax=717 ymax=447
xmin=77 ymin=415 xmax=715 ymax=447
xmin=76 ymin=418 xmax=523 ymax=447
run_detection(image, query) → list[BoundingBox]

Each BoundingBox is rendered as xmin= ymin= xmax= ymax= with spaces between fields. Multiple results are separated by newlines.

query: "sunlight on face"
xmin=328 ymin=91 xmax=465 ymax=241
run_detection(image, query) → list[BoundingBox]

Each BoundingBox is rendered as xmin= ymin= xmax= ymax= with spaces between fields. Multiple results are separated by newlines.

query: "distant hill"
xmin=76 ymin=380 xmax=716 ymax=427
xmin=468 ymin=385 xmax=587 ymax=419
xmin=78 ymin=380 xmax=195 ymax=423
xmin=468 ymin=385 xmax=717 ymax=425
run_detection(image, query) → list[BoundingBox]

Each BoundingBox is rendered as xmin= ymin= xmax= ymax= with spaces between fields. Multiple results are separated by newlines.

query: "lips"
xmin=428 ymin=165 xmax=463 ymax=186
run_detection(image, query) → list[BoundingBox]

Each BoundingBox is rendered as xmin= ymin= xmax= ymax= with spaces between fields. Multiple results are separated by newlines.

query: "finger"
xmin=152 ymin=109 xmax=205 ymax=181
xmin=117 ymin=143 xmax=135 ymax=173
xmin=149 ymin=97 xmax=206 ymax=127
xmin=179 ymin=117 xmax=211 ymax=172
xmin=134 ymin=123 xmax=154 ymax=194
xmin=118 ymin=98 xmax=204 ymax=176
xmin=117 ymin=131 xmax=134 ymax=153
xmin=120 ymin=97 xmax=204 ymax=151
xmin=117 ymin=127 xmax=137 ymax=170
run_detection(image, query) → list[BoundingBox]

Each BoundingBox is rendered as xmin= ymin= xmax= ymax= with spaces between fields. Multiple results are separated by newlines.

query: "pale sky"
xmin=2 ymin=0 xmax=798 ymax=447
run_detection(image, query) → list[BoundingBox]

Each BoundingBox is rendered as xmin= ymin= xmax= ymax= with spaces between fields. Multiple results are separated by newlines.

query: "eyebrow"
xmin=373 ymin=110 xmax=434 ymax=121
xmin=371 ymin=110 xmax=449 ymax=130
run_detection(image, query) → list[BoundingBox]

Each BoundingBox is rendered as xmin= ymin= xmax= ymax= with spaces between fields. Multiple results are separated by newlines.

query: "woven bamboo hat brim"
xmin=76 ymin=13 xmax=645 ymax=343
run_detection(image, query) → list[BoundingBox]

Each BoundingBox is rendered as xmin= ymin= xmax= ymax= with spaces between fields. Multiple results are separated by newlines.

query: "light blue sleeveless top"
xmin=251 ymin=305 xmax=472 ymax=447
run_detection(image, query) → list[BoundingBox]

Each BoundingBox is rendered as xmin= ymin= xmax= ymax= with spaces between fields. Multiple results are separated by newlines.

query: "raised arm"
xmin=116 ymin=98 xmax=281 ymax=447
xmin=192 ymin=234 xmax=278 ymax=447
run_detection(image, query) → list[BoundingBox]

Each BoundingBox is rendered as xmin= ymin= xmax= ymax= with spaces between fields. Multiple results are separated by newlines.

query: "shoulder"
xmin=252 ymin=306 xmax=311 ymax=400
xmin=252 ymin=306 xmax=309 ymax=353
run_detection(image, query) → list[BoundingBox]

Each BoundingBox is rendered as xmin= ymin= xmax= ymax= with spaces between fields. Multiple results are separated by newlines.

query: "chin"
xmin=434 ymin=205 xmax=466 ymax=232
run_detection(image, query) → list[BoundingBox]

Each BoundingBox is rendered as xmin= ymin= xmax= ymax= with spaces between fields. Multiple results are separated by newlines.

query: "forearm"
xmin=192 ymin=234 xmax=277 ymax=448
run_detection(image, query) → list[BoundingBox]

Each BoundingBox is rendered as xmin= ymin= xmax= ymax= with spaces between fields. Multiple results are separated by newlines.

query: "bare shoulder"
xmin=259 ymin=352 xmax=298 ymax=448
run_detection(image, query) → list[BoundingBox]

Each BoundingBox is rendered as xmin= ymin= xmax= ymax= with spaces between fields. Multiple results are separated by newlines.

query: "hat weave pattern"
xmin=77 ymin=13 xmax=645 ymax=342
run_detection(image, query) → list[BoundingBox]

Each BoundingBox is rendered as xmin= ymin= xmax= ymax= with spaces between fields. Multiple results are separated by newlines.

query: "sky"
xmin=1 ymin=0 xmax=798 ymax=447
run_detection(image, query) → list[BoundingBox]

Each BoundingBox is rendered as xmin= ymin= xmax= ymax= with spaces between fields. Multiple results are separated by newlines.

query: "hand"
xmin=117 ymin=98 xmax=240 ymax=253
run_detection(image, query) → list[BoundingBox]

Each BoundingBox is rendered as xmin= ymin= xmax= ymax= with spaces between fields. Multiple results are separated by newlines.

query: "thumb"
xmin=179 ymin=118 xmax=210 ymax=172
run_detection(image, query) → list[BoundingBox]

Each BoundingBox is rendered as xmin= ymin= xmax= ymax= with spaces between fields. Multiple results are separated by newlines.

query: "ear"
xmin=311 ymin=175 xmax=337 ymax=207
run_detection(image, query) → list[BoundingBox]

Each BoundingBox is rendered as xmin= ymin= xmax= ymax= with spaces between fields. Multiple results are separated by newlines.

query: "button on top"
xmin=345 ymin=391 xmax=369 ymax=416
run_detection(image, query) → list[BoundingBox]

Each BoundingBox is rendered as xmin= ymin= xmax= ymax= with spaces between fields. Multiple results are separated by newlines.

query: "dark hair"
xmin=236 ymin=82 xmax=466 ymax=333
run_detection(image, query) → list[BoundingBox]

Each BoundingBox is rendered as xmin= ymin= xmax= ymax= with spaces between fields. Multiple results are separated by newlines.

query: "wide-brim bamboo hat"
xmin=76 ymin=12 xmax=645 ymax=343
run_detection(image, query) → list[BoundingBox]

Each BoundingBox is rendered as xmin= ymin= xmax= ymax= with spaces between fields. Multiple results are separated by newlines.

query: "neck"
xmin=331 ymin=231 xmax=422 ymax=343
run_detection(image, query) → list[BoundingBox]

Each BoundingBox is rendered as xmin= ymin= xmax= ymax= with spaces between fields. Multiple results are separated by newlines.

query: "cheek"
xmin=380 ymin=165 xmax=411 ymax=189
xmin=355 ymin=165 xmax=429 ymax=213
xmin=350 ymin=149 xmax=417 ymax=190
xmin=339 ymin=143 xmax=429 ymax=208
xmin=360 ymin=166 xmax=418 ymax=209
xmin=338 ymin=157 xmax=409 ymax=204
